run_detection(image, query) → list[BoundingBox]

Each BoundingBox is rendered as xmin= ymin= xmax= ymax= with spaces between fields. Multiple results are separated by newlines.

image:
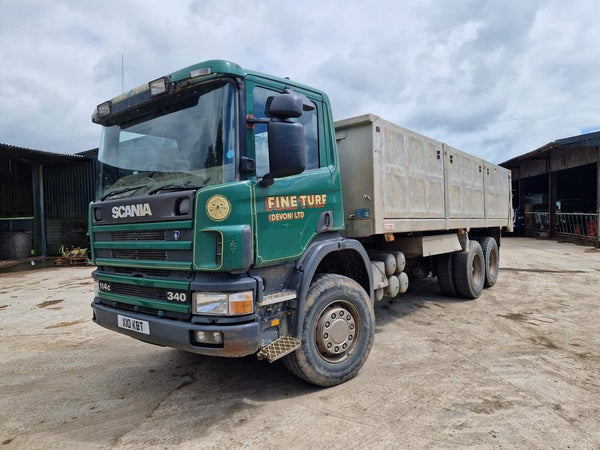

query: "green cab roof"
xmin=171 ymin=59 xmax=329 ymax=100
xmin=169 ymin=60 xmax=246 ymax=81
xmin=94 ymin=59 xmax=330 ymax=122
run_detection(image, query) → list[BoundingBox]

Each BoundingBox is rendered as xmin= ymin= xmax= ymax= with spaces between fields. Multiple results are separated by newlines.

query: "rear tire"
xmin=283 ymin=274 xmax=375 ymax=387
xmin=453 ymin=240 xmax=485 ymax=299
xmin=479 ymin=237 xmax=499 ymax=288
xmin=436 ymin=253 xmax=457 ymax=296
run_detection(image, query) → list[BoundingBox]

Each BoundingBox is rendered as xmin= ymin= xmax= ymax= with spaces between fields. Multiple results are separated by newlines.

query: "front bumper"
xmin=92 ymin=300 xmax=260 ymax=357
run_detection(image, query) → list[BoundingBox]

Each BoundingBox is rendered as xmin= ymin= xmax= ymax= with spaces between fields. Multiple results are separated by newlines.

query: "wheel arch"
xmin=293 ymin=234 xmax=373 ymax=337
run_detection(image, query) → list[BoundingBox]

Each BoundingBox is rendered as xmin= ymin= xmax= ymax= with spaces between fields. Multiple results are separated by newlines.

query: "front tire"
xmin=283 ymin=274 xmax=375 ymax=387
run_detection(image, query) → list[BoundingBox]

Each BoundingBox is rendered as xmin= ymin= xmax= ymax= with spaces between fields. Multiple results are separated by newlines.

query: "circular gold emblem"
xmin=206 ymin=194 xmax=231 ymax=221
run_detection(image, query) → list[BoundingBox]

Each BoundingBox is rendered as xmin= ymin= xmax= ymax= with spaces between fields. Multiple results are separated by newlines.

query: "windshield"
xmin=97 ymin=82 xmax=237 ymax=199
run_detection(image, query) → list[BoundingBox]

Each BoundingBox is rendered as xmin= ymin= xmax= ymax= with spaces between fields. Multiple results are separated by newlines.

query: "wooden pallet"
xmin=54 ymin=256 xmax=88 ymax=266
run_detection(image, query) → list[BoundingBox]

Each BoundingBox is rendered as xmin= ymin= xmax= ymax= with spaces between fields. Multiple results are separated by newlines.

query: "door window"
xmin=252 ymin=86 xmax=319 ymax=177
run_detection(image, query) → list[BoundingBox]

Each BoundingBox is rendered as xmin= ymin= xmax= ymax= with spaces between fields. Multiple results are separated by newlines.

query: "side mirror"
xmin=258 ymin=88 xmax=316 ymax=186
xmin=266 ymin=93 xmax=303 ymax=119
xmin=265 ymin=121 xmax=305 ymax=180
xmin=266 ymin=88 xmax=314 ymax=119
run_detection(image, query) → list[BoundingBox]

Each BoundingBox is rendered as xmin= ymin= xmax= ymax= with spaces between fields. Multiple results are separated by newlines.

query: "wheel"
xmin=453 ymin=240 xmax=485 ymax=299
xmin=283 ymin=274 xmax=375 ymax=387
xmin=408 ymin=260 xmax=430 ymax=280
xmin=479 ymin=237 xmax=499 ymax=288
xmin=435 ymin=253 xmax=457 ymax=296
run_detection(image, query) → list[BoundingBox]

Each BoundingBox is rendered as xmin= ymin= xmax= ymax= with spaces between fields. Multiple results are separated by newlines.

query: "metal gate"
xmin=555 ymin=213 xmax=598 ymax=240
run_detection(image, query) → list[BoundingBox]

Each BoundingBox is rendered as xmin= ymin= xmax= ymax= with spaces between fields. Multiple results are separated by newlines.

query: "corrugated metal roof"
xmin=76 ymin=148 xmax=98 ymax=158
xmin=0 ymin=143 xmax=88 ymax=163
xmin=501 ymin=129 xmax=600 ymax=168
xmin=501 ymin=142 xmax=557 ymax=168
xmin=556 ymin=130 xmax=600 ymax=146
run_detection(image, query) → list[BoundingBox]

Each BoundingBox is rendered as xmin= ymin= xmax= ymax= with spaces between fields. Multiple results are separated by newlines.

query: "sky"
xmin=1 ymin=0 xmax=599 ymax=164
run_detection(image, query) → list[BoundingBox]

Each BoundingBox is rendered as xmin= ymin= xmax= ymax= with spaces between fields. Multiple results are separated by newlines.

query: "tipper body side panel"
xmin=335 ymin=114 xmax=512 ymax=237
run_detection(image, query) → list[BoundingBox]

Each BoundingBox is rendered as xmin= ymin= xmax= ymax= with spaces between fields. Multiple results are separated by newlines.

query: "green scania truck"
xmin=89 ymin=60 xmax=512 ymax=386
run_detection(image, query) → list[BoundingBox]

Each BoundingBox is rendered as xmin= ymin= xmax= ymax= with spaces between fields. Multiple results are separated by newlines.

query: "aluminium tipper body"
xmin=335 ymin=114 xmax=513 ymax=238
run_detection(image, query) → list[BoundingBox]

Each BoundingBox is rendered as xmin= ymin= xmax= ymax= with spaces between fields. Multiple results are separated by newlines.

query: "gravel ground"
xmin=1 ymin=237 xmax=599 ymax=449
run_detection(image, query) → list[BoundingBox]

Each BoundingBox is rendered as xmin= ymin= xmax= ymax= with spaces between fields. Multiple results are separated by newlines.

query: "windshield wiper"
xmin=100 ymin=185 xmax=148 ymax=201
xmin=148 ymin=183 xmax=204 ymax=195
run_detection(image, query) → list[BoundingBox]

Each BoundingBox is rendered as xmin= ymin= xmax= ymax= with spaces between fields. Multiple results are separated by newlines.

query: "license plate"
xmin=117 ymin=314 xmax=150 ymax=335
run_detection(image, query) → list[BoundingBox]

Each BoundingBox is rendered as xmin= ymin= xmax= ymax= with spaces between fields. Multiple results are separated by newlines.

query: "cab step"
xmin=257 ymin=335 xmax=301 ymax=363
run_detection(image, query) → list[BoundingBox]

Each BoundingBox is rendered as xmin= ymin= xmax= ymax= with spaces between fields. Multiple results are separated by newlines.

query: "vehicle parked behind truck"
xmin=89 ymin=60 xmax=512 ymax=386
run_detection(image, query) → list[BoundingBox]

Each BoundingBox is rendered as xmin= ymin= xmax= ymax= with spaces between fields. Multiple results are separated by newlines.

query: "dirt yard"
xmin=1 ymin=237 xmax=599 ymax=449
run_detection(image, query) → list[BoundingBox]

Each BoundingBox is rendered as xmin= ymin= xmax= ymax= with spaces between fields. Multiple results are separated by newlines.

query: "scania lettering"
xmin=111 ymin=203 xmax=153 ymax=219
xmin=89 ymin=60 xmax=512 ymax=386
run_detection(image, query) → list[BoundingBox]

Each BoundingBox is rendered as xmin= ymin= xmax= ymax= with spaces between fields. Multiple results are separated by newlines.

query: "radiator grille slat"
xmin=111 ymin=249 xmax=167 ymax=260
xmin=113 ymin=267 xmax=171 ymax=278
xmin=110 ymin=230 xmax=166 ymax=241
xmin=108 ymin=282 xmax=189 ymax=303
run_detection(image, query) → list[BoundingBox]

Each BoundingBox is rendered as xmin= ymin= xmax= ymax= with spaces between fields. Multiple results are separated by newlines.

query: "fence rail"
xmin=555 ymin=213 xmax=598 ymax=238
xmin=524 ymin=211 xmax=550 ymax=233
xmin=524 ymin=211 xmax=599 ymax=241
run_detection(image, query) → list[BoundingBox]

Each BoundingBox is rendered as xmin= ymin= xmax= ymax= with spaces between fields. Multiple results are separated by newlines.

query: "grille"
xmin=111 ymin=249 xmax=166 ymax=260
xmin=97 ymin=299 xmax=190 ymax=320
xmin=109 ymin=282 xmax=189 ymax=304
xmin=113 ymin=267 xmax=171 ymax=278
xmin=110 ymin=230 xmax=166 ymax=241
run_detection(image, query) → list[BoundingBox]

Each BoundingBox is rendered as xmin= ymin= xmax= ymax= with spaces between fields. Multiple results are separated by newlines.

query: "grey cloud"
xmin=406 ymin=95 xmax=507 ymax=134
xmin=1 ymin=0 xmax=600 ymax=163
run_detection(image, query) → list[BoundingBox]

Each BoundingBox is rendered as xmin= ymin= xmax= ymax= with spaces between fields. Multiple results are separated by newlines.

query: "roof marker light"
xmin=190 ymin=67 xmax=211 ymax=77
xmin=97 ymin=101 xmax=111 ymax=118
xmin=149 ymin=77 xmax=169 ymax=97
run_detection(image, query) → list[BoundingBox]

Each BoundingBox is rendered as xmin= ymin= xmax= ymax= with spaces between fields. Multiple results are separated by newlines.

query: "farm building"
xmin=501 ymin=132 xmax=600 ymax=244
xmin=0 ymin=143 xmax=96 ymax=259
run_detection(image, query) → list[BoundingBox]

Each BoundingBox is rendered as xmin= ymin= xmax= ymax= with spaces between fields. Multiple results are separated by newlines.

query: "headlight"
xmin=192 ymin=291 xmax=254 ymax=316
xmin=192 ymin=292 xmax=228 ymax=315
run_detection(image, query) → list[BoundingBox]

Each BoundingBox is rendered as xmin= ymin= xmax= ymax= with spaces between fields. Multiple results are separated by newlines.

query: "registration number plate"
xmin=117 ymin=314 xmax=150 ymax=335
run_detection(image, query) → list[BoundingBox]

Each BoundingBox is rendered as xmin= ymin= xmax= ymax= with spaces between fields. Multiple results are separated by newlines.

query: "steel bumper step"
xmin=257 ymin=335 xmax=301 ymax=363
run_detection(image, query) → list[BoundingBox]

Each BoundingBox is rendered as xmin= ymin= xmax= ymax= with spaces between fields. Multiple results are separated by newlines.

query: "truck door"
xmin=247 ymin=82 xmax=334 ymax=266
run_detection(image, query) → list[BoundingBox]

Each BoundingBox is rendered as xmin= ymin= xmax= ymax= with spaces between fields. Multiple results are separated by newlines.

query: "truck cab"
xmin=90 ymin=60 xmax=373 ymax=385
